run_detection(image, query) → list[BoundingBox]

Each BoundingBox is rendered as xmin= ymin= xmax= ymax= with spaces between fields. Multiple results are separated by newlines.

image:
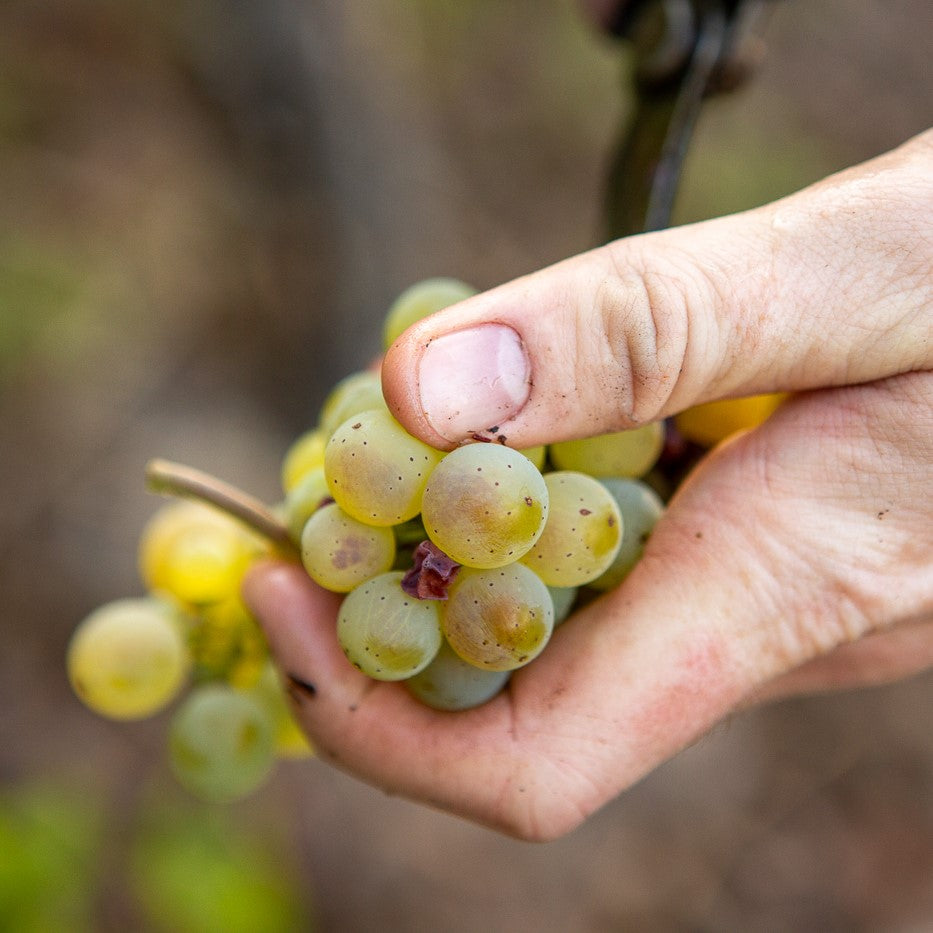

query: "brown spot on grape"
xmin=352 ymin=422 xmax=362 ymax=429
xmin=580 ymin=508 xmax=591 ymax=515
xmin=524 ymin=497 xmax=533 ymax=506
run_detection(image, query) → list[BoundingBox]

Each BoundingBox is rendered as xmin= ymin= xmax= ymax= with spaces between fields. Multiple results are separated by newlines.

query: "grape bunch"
xmin=67 ymin=277 xmax=784 ymax=800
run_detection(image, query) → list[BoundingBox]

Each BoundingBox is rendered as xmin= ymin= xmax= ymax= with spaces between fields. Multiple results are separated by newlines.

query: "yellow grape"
xmin=549 ymin=422 xmax=664 ymax=478
xmin=675 ymin=393 xmax=787 ymax=447
xmin=317 ymin=370 xmax=387 ymax=442
xmin=442 ymin=564 xmax=554 ymax=671
xmin=68 ymin=597 xmax=190 ymax=720
xmin=382 ymin=277 xmax=476 ymax=349
xmin=520 ymin=472 xmax=622 ymax=587
xmin=139 ymin=500 xmax=263 ymax=607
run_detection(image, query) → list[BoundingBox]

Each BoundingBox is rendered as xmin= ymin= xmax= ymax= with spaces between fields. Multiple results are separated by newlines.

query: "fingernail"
xmin=417 ymin=324 xmax=530 ymax=441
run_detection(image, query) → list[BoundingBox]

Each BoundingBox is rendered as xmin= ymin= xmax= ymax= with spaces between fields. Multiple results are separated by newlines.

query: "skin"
xmin=244 ymin=130 xmax=932 ymax=841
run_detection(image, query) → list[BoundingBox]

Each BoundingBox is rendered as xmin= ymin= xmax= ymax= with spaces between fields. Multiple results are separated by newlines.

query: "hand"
xmin=244 ymin=130 xmax=932 ymax=840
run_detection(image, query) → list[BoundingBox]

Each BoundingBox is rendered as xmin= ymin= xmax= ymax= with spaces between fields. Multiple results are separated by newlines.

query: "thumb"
xmin=382 ymin=131 xmax=932 ymax=449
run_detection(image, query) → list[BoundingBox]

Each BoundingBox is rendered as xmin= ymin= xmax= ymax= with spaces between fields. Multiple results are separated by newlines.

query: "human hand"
xmin=244 ymin=131 xmax=932 ymax=840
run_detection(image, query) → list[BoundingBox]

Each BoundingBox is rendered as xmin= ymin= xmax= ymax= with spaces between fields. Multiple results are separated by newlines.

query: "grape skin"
xmin=382 ymin=277 xmax=476 ymax=350
xmin=168 ymin=684 xmax=276 ymax=802
xmin=404 ymin=639 xmax=510 ymax=711
xmin=67 ymin=597 xmax=190 ymax=720
xmin=520 ymin=471 xmax=623 ymax=587
xmin=337 ymin=572 xmax=442 ymax=680
xmin=325 ymin=408 xmax=443 ymax=526
xmin=442 ymin=564 xmax=554 ymax=672
xmin=421 ymin=444 xmax=549 ymax=569
xmin=300 ymin=502 xmax=396 ymax=593
xmin=549 ymin=422 xmax=664 ymax=478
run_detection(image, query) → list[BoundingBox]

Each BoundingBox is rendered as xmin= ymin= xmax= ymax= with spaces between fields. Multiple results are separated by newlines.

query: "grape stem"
xmin=145 ymin=458 xmax=298 ymax=558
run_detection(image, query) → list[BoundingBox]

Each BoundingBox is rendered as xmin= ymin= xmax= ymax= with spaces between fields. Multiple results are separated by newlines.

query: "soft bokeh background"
xmin=2 ymin=1 xmax=931 ymax=930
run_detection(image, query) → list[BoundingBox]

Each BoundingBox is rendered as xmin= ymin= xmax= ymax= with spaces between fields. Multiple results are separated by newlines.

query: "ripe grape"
xmin=404 ymin=639 xmax=510 ymax=711
xmin=675 ymin=393 xmax=786 ymax=447
xmin=280 ymin=427 xmax=326 ymax=493
xmin=139 ymin=500 xmax=262 ymax=607
xmin=325 ymin=408 xmax=443 ymax=526
xmin=549 ymin=422 xmax=664 ymax=478
xmin=337 ymin=571 xmax=442 ymax=680
xmin=318 ymin=370 xmax=387 ymax=442
xmin=520 ymin=471 xmax=622 ymax=587
xmin=168 ymin=684 xmax=276 ymax=802
xmin=67 ymin=597 xmax=189 ymax=720
xmin=382 ymin=277 xmax=476 ymax=349
xmin=421 ymin=443 xmax=548 ymax=569
xmin=442 ymin=564 xmax=554 ymax=671
xmin=300 ymin=502 xmax=396 ymax=593
xmin=590 ymin=478 xmax=665 ymax=591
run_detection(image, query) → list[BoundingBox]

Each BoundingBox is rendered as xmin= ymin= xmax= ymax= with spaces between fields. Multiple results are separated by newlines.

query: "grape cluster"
xmin=67 ymin=277 xmax=784 ymax=801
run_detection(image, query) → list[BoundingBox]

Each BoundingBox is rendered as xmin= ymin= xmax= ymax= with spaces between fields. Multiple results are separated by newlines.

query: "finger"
xmin=750 ymin=618 xmax=933 ymax=704
xmin=382 ymin=131 xmax=932 ymax=449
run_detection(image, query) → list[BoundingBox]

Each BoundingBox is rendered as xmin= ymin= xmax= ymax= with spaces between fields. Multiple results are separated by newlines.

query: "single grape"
xmin=337 ymin=571 xmax=442 ymax=680
xmin=318 ymin=370 xmax=387 ymax=442
xmin=280 ymin=427 xmax=326 ymax=493
xmin=548 ymin=585 xmax=579 ymax=626
xmin=549 ymin=422 xmax=664 ymax=478
xmin=300 ymin=502 xmax=396 ymax=593
xmin=442 ymin=564 xmax=554 ymax=671
xmin=405 ymin=639 xmax=510 ymax=711
xmin=139 ymin=500 xmax=263 ymax=607
xmin=421 ymin=443 xmax=548 ymax=569
xmin=382 ymin=277 xmax=476 ymax=349
xmin=675 ymin=393 xmax=787 ymax=448
xmin=520 ymin=472 xmax=623 ymax=587
xmin=590 ymin=478 xmax=665 ymax=591
xmin=281 ymin=465 xmax=331 ymax=543
xmin=325 ymin=408 xmax=443 ymax=526
xmin=168 ymin=684 xmax=276 ymax=802
xmin=67 ymin=597 xmax=190 ymax=720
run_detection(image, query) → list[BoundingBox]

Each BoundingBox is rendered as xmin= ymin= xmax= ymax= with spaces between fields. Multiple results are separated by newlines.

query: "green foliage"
xmin=130 ymin=806 xmax=313 ymax=933
xmin=0 ymin=784 xmax=102 ymax=932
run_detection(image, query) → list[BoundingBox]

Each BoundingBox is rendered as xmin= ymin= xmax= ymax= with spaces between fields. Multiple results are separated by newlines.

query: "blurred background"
xmin=1 ymin=1 xmax=931 ymax=930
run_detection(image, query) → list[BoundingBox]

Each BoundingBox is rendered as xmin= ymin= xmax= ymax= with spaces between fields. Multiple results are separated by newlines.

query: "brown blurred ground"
xmin=1 ymin=1 xmax=931 ymax=930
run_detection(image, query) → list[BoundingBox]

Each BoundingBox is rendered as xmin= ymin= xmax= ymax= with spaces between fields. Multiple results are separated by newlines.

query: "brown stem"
xmin=145 ymin=458 xmax=298 ymax=558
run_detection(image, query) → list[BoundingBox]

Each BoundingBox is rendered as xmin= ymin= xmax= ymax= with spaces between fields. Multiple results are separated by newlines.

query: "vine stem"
xmin=145 ymin=458 xmax=298 ymax=559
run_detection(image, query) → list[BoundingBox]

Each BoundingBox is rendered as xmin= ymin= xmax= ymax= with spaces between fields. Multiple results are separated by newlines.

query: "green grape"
xmin=383 ymin=277 xmax=476 ymax=349
xmin=421 ymin=443 xmax=548 ymax=569
xmin=282 ymin=465 xmax=331 ymax=543
xmin=67 ymin=597 xmax=190 ymax=720
xmin=590 ymin=478 xmax=665 ymax=591
xmin=549 ymin=422 xmax=664 ymax=478
xmin=337 ymin=571 xmax=442 ymax=680
xmin=520 ymin=472 xmax=623 ymax=587
xmin=442 ymin=564 xmax=554 ymax=671
xmin=317 ymin=370 xmax=387 ymax=442
xmin=325 ymin=408 xmax=443 ymax=526
xmin=300 ymin=502 xmax=396 ymax=593
xmin=280 ymin=427 xmax=326 ymax=493
xmin=168 ymin=684 xmax=276 ymax=802
xmin=139 ymin=500 xmax=264 ymax=607
xmin=548 ymin=585 xmax=579 ymax=626
xmin=248 ymin=661 xmax=313 ymax=759
xmin=405 ymin=639 xmax=510 ymax=710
